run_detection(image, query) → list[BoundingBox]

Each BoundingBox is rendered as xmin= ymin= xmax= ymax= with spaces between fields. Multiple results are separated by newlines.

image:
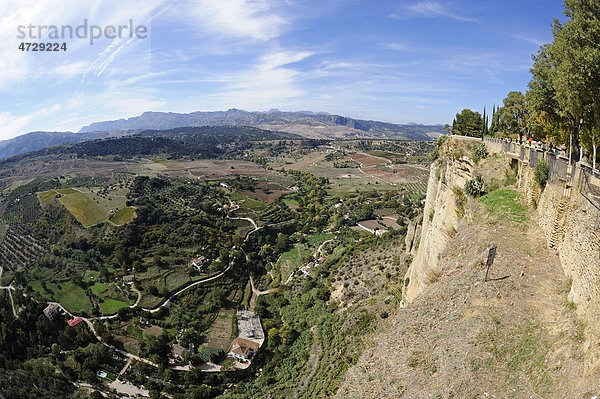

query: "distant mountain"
xmin=0 ymin=109 xmax=443 ymax=160
xmin=79 ymin=109 xmax=444 ymax=140
xmin=0 ymin=131 xmax=120 ymax=160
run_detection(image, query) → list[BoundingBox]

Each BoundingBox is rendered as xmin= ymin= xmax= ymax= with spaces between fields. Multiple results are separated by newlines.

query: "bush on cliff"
xmin=534 ymin=160 xmax=549 ymax=188
xmin=465 ymin=176 xmax=486 ymax=197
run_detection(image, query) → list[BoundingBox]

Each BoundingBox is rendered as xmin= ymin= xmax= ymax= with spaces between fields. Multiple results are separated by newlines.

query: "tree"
xmin=452 ymin=109 xmax=483 ymax=137
xmin=528 ymin=0 xmax=600 ymax=159
xmin=499 ymin=91 xmax=527 ymax=141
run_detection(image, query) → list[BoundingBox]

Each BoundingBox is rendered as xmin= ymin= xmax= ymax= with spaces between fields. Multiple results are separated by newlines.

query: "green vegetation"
xmin=56 ymin=188 xmax=78 ymax=195
xmin=59 ymin=191 xmax=109 ymax=227
xmin=454 ymin=1 xmax=600 ymax=167
xmin=33 ymin=281 xmax=92 ymax=314
xmin=451 ymin=109 xmax=483 ymax=137
xmin=535 ymin=159 xmax=549 ymax=188
xmin=465 ymin=176 xmax=486 ymax=197
xmin=90 ymin=282 xmax=108 ymax=296
xmin=478 ymin=319 xmax=551 ymax=394
xmin=472 ymin=142 xmax=489 ymax=162
xmin=38 ymin=190 xmax=58 ymax=203
xmin=429 ymin=135 xmax=448 ymax=162
xmin=99 ymin=299 xmax=129 ymax=314
xmin=109 ymin=206 xmax=136 ymax=225
xmin=333 ymin=160 xmax=361 ymax=168
xmin=479 ymin=189 xmax=528 ymax=223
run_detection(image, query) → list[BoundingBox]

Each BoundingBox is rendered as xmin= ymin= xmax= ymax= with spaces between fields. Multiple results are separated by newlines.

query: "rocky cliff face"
xmin=403 ymin=155 xmax=474 ymax=302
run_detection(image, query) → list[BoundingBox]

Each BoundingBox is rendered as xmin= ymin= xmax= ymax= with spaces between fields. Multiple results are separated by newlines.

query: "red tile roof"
xmin=67 ymin=317 xmax=83 ymax=327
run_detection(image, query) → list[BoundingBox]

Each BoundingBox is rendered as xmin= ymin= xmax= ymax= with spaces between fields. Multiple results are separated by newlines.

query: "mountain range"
xmin=0 ymin=109 xmax=445 ymax=160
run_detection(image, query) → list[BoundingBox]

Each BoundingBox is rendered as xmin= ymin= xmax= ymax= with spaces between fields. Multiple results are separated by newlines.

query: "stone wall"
xmin=522 ymin=169 xmax=600 ymax=365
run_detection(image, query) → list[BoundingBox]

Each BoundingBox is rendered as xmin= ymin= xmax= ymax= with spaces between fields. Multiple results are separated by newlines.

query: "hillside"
xmin=337 ymin=136 xmax=600 ymax=397
xmin=0 ymin=131 xmax=119 ymax=160
xmin=78 ymin=109 xmax=444 ymax=140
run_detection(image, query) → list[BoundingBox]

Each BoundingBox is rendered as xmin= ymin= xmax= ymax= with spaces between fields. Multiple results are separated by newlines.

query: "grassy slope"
xmin=109 ymin=206 xmax=136 ymax=225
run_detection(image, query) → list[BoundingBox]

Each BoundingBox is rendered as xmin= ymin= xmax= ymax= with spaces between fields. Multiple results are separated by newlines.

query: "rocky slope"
xmin=336 ymin=136 xmax=600 ymax=397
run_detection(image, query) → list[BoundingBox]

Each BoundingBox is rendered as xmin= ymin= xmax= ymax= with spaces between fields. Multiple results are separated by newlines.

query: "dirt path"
xmin=143 ymin=264 xmax=231 ymax=313
xmin=249 ymin=276 xmax=279 ymax=310
xmin=118 ymin=357 xmax=132 ymax=376
xmin=0 ymin=266 xmax=17 ymax=318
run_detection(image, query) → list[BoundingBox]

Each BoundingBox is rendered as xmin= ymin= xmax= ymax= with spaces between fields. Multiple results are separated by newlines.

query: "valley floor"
xmin=336 ymin=207 xmax=600 ymax=398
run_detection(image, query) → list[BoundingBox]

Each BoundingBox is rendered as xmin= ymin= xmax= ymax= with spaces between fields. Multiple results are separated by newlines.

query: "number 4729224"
xmin=19 ymin=42 xmax=67 ymax=51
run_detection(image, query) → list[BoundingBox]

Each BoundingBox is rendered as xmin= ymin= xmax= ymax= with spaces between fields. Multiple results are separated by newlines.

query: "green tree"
xmin=499 ymin=91 xmax=527 ymax=141
xmin=452 ymin=109 xmax=483 ymax=137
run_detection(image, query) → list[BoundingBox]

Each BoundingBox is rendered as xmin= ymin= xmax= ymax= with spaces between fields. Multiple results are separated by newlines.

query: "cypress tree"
xmin=481 ymin=106 xmax=486 ymax=137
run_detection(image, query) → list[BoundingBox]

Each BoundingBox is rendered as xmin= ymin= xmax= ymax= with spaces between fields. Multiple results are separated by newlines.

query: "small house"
xmin=171 ymin=344 xmax=188 ymax=363
xmin=123 ymin=275 xmax=134 ymax=284
xmin=67 ymin=317 xmax=84 ymax=328
xmin=43 ymin=303 xmax=60 ymax=320
xmin=229 ymin=338 xmax=260 ymax=362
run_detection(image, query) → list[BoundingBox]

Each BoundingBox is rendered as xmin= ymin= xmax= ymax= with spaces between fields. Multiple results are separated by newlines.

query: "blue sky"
xmin=0 ymin=0 xmax=565 ymax=140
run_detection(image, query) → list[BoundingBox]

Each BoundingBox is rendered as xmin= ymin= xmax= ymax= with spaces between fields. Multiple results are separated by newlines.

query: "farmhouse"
xmin=43 ymin=303 xmax=60 ymax=320
xmin=67 ymin=317 xmax=84 ymax=328
xmin=123 ymin=275 xmax=134 ymax=284
xmin=190 ymin=256 xmax=208 ymax=271
xmin=229 ymin=338 xmax=259 ymax=362
xmin=170 ymin=344 xmax=188 ymax=363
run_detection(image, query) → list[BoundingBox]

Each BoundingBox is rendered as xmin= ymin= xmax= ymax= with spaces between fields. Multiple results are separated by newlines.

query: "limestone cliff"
xmin=403 ymin=153 xmax=474 ymax=302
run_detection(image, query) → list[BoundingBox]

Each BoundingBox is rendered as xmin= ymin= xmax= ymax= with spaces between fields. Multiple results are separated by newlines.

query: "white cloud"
xmin=392 ymin=1 xmax=477 ymax=23
xmin=384 ymin=43 xmax=413 ymax=52
xmin=258 ymin=51 xmax=316 ymax=70
xmin=182 ymin=0 xmax=287 ymax=41
xmin=0 ymin=105 xmax=61 ymax=140
xmin=208 ymin=50 xmax=316 ymax=109
xmin=54 ymin=61 xmax=88 ymax=78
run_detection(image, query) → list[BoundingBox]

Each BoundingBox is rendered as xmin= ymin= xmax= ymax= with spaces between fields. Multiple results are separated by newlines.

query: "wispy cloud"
xmin=383 ymin=42 xmax=414 ymax=52
xmin=392 ymin=1 xmax=477 ymax=23
xmin=180 ymin=0 xmax=287 ymax=41
xmin=0 ymin=105 xmax=61 ymax=139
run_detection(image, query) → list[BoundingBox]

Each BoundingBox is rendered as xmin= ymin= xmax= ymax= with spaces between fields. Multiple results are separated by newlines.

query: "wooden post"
xmin=484 ymin=246 xmax=497 ymax=282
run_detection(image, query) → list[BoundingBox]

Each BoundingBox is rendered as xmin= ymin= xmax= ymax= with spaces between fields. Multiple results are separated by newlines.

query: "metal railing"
xmin=483 ymin=137 xmax=598 ymax=206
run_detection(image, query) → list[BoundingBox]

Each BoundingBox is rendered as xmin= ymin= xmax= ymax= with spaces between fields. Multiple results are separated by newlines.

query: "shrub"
xmin=465 ymin=176 xmax=486 ymax=197
xmin=453 ymin=187 xmax=466 ymax=217
xmin=429 ymin=135 xmax=448 ymax=162
xmin=534 ymin=159 xmax=549 ymax=188
xmin=472 ymin=142 xmax=489 ymax=162
xmin=380 ymin=311 xmax=389 ymax=319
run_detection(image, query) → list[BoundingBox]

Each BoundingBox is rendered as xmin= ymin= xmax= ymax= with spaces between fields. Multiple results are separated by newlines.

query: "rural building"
xmin=43 ymin=303 xmax=60 ymax=320
xmin=317 ymin=256 xmax=327 ymax=264
xmin=229 ymin=338 xmax=259 ymax=362
xmin=171 ymin=344 xmax=188 ymax=363
xmin=123 ymin=275 xmax=134 ymax=284
xmin=356 ymin=220 xmax=387 ymax=236
xmin=190 ymin=256 xmax=208 ymax=271
xmin=67 ymin=317 xmax=84 ymax=328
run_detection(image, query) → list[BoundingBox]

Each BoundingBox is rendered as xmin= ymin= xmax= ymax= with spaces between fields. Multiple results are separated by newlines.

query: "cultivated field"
xmin=59 ymin=191 xmax=109 ymax=227
xmin=204 ymin=307 xmax=235 ymax=351
xmin=110 ymin=206 xmax=136 ymax=225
